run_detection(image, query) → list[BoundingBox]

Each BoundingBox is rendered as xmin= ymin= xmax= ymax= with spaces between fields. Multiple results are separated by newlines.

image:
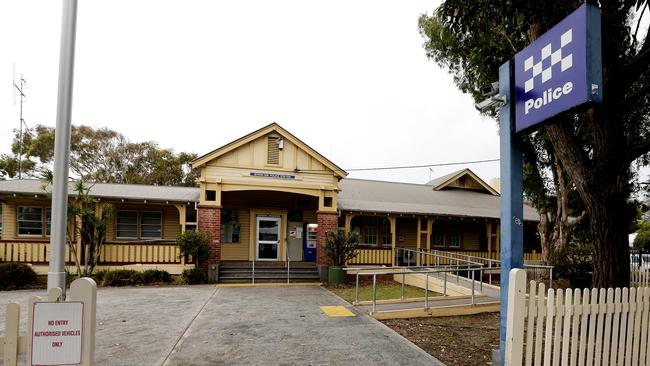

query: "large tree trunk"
xmin=588 ymin=192 xmax=630 ymax=287
xmin=546 ymin=121 xmax=631 ymax=288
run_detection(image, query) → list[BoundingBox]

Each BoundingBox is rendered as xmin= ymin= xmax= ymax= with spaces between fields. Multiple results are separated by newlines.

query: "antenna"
xmin=13 ymin=66 xmax=27 ymax=179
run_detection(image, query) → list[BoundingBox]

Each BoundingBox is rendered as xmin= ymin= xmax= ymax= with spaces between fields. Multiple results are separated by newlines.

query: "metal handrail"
xmin=359 ymin=266 xmax=485 ymax=312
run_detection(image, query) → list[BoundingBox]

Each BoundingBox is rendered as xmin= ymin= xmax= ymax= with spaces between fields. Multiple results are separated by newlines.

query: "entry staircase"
xmin=219 ymin=261 xmax=320 ymax=284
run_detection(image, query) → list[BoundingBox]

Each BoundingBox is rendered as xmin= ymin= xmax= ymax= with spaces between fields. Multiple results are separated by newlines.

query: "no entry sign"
xmin=31 ymin=301 xmax=84 ymax=365
xmin=514 ymin=4 xmax=603 ymax=133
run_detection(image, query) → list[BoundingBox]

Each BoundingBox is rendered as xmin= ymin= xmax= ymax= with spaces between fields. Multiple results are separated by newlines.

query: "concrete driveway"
xmin=1 ymin=285 xmax=442 ymax=365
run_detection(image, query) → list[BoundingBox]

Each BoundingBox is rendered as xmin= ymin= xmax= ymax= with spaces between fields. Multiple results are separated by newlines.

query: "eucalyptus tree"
xmin=419 ymin=0 xmax=650 ymax=287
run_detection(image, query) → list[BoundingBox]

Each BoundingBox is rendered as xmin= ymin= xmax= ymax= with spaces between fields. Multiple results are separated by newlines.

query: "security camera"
xmin=481 ymin=81 xmax=500 ymax=98
xmin=475 ymin=94 xmax=507 ymax=113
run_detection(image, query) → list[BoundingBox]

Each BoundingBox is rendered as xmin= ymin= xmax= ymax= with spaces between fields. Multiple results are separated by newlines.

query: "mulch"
xmin=381 ymin=312 xmax=500 ymax=366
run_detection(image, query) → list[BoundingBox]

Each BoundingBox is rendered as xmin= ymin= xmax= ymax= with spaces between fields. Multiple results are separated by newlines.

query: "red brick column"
xmin=197 ymin=205 xmax=221 ymax=280
xmin=317 ymin=211 xmax=338 ymax=282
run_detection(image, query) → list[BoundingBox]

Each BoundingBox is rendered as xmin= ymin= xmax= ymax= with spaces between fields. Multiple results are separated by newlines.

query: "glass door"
xmin=256 ymin=216 xmax=281 ymax=261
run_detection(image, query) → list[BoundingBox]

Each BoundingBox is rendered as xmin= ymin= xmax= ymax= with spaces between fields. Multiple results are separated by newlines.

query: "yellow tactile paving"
xmin=320 ymin=306 xmax=355 ymax=317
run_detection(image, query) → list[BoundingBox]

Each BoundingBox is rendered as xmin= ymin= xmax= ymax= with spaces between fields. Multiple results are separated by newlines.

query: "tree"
xmin=0 ymin=124 xmax=199 ymax=186
xmin=522 ymin=134 xmax=587 ymax=264
xmin=419 ymin=0 xmax=650 ymax=287
xmin=41 ymin=175 xmax=114 ymax=277
xmin=634 ymin=221 xmax=650 ymax=250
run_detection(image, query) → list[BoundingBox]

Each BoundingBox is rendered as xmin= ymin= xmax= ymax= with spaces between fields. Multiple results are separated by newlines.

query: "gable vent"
xmin=267 ymin=136 xmax=280 ymax=165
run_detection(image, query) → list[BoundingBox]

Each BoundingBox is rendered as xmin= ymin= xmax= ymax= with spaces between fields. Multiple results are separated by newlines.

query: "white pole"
xmin=48 ymin=0 xmax=78 ymax=295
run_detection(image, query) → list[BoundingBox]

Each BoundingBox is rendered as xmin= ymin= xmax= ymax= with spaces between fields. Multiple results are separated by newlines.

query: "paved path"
xmin=164 ymin=285 xmax=442 ymax=365
xmin=1 ymin=285 xmax=442 ymax=366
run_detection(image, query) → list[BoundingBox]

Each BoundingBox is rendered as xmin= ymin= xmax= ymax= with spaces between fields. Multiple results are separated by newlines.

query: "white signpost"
xmin=0 ymin=278 xmax=96 ymax=366
xmin=31 ymin=302 xmax=84 ymax=365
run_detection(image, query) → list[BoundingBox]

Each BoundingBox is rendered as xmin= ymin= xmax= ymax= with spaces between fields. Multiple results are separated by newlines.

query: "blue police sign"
xmin=514 ymin=4 xmax=603 ymax=132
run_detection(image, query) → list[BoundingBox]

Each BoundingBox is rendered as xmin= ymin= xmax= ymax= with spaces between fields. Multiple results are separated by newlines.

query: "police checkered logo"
xmin=523 ymin=29 xmax=574 ymax=93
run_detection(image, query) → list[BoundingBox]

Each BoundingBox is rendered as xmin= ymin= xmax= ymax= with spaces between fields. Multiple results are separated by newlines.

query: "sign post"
xmin=497 ymin=4 xmax=602 ymax=365
xmin=498 ymin=59 xmax=524 ymax=361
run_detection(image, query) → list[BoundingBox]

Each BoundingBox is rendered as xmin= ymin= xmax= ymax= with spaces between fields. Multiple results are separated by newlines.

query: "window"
xmin=449 ymin=222 xmax=461 ymax=247
xmin=363 ymin=217 xmax=378 ymax=245
xmin=221 ymin=209 xmax=240 ymax=243
xmin=141 ymin=212 xmax=162 ymax=238
xmin=45 ymin=208 xmax=52 ymax=236
xmin=205 ymin=190 xmax=216 ymax=201
xmin=116 ymin=210 xmax=161 ymax=239
xmin=116 ymin=211 xmax=138 ymax=238
xmin=323 ymin=197 xmax=333 ymax=207
xmin=17 ymin=206 xmax=51 ymax=237
xmin=432 ymin=222 xmax=444 ymax=247
xmin=382 ymin=219 xmax=392 ymax=246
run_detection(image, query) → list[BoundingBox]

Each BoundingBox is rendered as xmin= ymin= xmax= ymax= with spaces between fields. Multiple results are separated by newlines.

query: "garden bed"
xmin=382 ymin=312 xmax=500 ymax=366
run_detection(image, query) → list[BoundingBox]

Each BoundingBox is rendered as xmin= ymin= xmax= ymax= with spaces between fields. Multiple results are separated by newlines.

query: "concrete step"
xmin=219 ymin=276 xmax=320 ymax=283
xmin=220 ymin=269 xmax=319 ymax=275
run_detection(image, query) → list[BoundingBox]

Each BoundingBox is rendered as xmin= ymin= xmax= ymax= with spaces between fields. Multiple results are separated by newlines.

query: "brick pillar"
xmin=317 ymin=211 xmax=338 ymax=282
xmin=197 ymin=205 xmax=221 ymax=282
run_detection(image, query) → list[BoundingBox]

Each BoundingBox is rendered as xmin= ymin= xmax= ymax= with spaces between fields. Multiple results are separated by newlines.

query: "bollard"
xmin=372 ymin=274 xmax=377 ymax=313
xmin=355 ymin=270 xmax=360 ymax=305
xmin=425 ymin=271 xmax=429 ymax=309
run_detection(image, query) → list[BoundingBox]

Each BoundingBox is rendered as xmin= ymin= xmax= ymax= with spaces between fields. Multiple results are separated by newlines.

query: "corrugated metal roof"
xmin=0 ymin=178 xmax=540 ymax=221
xmin=338 ymin=178 xmax=539 ymax=221
xmin=0 ymin=179 xmax=200 ymax=203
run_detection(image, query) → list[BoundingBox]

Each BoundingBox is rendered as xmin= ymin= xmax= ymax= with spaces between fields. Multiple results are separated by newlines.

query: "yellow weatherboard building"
xmin=0 ymin=123 xmax=541 ymax=282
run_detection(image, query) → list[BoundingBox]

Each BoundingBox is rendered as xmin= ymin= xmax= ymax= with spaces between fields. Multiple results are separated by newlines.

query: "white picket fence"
xmin=631 ymin=267 xmax=650 ymax=288
xmin=506 ymin=268 xmax=650 ymax=366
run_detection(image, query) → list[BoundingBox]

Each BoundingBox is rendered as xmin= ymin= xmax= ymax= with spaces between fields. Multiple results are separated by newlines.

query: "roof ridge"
xmin=341 ymin=177 xmax=430 ymax=187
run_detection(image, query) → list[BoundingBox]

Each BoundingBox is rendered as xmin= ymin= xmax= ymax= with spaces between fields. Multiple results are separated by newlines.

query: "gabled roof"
xmin=0 ymin=179 xmax=199 ymax=203
xmin=426 ymin=168 xmax=499 ymax=196
xmin=191 ymin=122 xmax=347 ymax=178
xmin=338 ymin=178 xmax=539 ymax=221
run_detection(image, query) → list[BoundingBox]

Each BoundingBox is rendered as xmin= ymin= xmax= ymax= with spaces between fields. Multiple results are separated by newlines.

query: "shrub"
xmin=181 ymin=268 xmax=205 ymax=285
xmin=176 ymin=231 xmax=210 ymax=267
xmin=141 ymin=269 xmax=171 ymax=284
xmin=0 ymin=262 xmax=38 ymax=291
xmin=325 ymin=230 xmax=360 ymax=266
xmin=101 ymin=269 xmax=143 ymax=287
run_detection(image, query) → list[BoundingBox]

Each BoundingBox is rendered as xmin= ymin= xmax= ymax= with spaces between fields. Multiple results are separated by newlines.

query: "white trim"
xmin=256 ymin=215 xmax=281 ymax=261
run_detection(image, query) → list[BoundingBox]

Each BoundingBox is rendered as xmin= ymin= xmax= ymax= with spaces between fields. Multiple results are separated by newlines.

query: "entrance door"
xmin=256 ymin=216 xmax=281 ymax=261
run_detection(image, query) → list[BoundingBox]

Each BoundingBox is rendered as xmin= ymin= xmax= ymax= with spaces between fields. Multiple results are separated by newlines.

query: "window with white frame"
xmin=116 ymin=210 xmax=161 ymax=239
xmin=17 ymin=206 xmax=51 ymax=236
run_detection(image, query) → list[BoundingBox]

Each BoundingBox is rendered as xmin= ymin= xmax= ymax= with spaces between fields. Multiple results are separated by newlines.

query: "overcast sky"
xmin=1 ymin=1 xmax=513 ymax=185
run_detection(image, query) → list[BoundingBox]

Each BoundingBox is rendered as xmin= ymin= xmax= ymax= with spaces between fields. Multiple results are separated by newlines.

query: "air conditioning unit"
xmin=402 ymin=250 xmax=416 ymax=266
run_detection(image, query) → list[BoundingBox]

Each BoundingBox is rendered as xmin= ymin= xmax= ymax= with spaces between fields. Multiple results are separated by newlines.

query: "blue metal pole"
xmin=498 ymin=60 xmax=524 ymax=364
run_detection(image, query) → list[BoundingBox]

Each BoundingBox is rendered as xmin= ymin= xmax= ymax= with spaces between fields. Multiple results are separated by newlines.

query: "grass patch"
xmin=327 ymin=281 xmax=440 ymax=303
